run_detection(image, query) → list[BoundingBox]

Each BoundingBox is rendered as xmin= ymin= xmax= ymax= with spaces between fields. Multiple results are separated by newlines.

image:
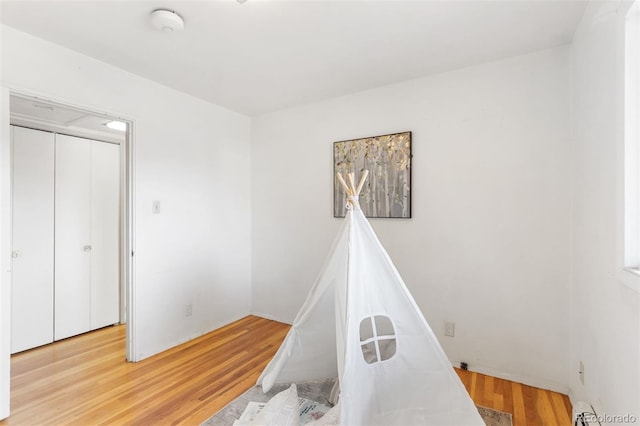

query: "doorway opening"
xmin=7 ymin=92 xmax=135 ymax=360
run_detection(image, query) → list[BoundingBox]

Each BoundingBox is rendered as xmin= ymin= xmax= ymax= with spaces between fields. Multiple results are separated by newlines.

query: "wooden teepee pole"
xmin=355 ymin=170 xmax=369 ymax=196
xmin=347 ymin=173 xmax=357 ymax=196
xmin=336 ymin=173 xmax=352 ymax=196
xmin=336 ymin=170 xmax=369 ymax=210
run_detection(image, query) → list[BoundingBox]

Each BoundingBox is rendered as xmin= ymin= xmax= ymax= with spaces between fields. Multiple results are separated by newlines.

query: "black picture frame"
xmin=333 ymin=131 xmax=412 ymax=218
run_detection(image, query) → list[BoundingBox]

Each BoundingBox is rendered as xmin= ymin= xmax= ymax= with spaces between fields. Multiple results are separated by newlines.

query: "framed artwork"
xmin=334 ymin=131 xmax=412 ymax=218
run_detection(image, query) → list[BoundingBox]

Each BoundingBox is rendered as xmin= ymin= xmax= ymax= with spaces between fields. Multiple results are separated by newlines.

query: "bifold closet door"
xmin=55 ymin=135 xmax=120 ymax=340
xmin=11 ymin=126 xmax=55 ymax=353
xmin=90 ymin=141 xmax=120 ymax=330
xmin=55 ymin=134 xmax=92 ymax=340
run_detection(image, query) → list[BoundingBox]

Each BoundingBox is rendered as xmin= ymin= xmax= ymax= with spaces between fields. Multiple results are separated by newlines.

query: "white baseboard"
xmin=451 ymin=360 xmax=570 ymax=395
xmin=134 ymin=312 xmax=250 ymax=361
xmin=250 ymin=311 xmax=293 ymax=325
xmin=567 ymin=388 xmax=577 ymax=405
xmin=567 ymin=389 xmax=603 ymax=418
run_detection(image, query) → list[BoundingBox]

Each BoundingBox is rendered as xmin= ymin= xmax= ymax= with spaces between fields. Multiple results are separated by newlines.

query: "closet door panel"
xmin=11 ymin=126 xmax=55 ymax=353
xmin=54 ymin=134 xmax=91 ymax=340
xmin=90 ymin=141 xmax=120 ymax=330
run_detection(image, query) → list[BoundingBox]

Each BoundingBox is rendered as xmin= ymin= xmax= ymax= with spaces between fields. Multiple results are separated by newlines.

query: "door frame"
xmin=0 ymin=89 xmax=137 ymax=418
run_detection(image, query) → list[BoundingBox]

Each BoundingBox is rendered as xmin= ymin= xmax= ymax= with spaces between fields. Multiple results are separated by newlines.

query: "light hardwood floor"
xmin=1 ymin=315 xmax=572 ymax=425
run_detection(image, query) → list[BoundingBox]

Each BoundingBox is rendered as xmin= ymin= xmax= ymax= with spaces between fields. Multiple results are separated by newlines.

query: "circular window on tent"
xmin=359 ymin=315 xmax=397 ymax=364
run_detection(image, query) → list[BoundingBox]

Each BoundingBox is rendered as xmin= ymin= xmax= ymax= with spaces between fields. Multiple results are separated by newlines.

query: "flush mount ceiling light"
xmin=104 ymin=120 xmax=127 ymax=132
xmin=150 ymin=9 xmax=184 ymax=32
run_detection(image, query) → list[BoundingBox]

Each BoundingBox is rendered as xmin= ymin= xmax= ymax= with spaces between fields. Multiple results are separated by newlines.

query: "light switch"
xmin=152 ymin=201 xmax=161 ymax=214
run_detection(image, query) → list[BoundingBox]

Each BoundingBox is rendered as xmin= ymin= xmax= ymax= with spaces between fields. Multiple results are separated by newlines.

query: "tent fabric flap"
xmin=257 ymin=205 xmax=484 ymax=425
xmin=258 ymin=218 xmax=350 ymax=391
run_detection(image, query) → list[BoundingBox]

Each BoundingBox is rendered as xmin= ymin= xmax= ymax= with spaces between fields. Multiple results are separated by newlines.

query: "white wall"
xmin=251 ymin=47 xmax=572 ymax=391
xmin=570 ymin=1 xmax=640 ymax=419
xmin=0 ymin=26 xmax=253 ymax=364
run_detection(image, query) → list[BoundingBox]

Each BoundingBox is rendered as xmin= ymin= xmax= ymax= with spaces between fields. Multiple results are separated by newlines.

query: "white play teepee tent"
xmin=257 ymin=171 xmax=484 ymax=425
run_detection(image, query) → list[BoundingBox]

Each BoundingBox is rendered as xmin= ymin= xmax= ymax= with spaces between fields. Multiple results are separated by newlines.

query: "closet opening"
xmin=7 ymin=93 xmax=135 ymax=361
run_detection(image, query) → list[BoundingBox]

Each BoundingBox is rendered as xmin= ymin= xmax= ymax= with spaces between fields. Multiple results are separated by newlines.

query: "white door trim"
xmin=0 ymin=88 xmax=137 ymax=419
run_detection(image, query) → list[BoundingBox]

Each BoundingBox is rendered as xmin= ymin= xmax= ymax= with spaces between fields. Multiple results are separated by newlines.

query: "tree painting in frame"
xmin=334 ymin=131 xmax=412 ymax=218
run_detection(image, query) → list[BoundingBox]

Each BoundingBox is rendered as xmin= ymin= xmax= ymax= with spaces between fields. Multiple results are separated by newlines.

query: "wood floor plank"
xmin=475 ymin=372 xmax=486 ymax=407
xmin=493 ymin=377 xmax=505 ymax=412
xmin=1 ymin=316 xmax=572 ymax=425
xmin=522 ymin=381 xmax=541 ymax=425
xmin=511 ymin=381 xmax=527 ymax=426
xmin=483 ymin=375 xmax=495 ymax=407
xmin=501 ymin=373 xmax=514 ymax=416
xmin=537 ymin=390 xmax=557 ymax=425
xmin=550 ymin=390 xmax=573 ymax=425
xmin=469 ymin=368 xmax=478 ymax=401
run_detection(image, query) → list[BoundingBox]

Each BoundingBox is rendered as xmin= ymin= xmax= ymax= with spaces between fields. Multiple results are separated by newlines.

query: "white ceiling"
xmin=0 ymin=0 xmax=587 ymax=116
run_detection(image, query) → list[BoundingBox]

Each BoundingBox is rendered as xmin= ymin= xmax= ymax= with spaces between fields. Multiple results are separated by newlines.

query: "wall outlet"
xmin=185 ymin=303 xmax=193 ymax=317
xmin=152 ymin=200 xmax=161 ymax=214
xmin=444 ymin=321 xmax=455 ymax=337
xmin=579 ymin=360 xmax=584 ymax=384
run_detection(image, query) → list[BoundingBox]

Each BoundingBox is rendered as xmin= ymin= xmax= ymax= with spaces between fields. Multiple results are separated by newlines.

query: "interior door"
xmin=90 ymin=141 xmax=120 ymax=330
xmin=54 ymin=134 xmax=91 ymax=340
xmin=11 ymin=126 xmax=55 ymax=353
